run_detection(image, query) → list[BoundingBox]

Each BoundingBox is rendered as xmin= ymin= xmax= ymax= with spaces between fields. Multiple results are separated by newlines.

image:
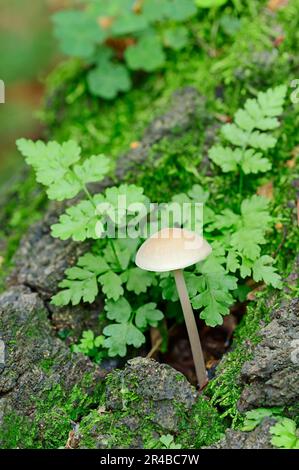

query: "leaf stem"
xmin=83 ymin=185 xmax=95 ymax=206
xmin=239 ymin=168 xmax=244 ymax=195
xmin=82 ymin=182 xmax=123 ymax=272
xmin=109 ymin=239 xmax=123 ymax=272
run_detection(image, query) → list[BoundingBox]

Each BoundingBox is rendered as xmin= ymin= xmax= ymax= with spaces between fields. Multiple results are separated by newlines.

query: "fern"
xmin=209 ymin=85 xmax=287 ymax=177
xmin=16 ymin=139 xmax=110 ymax=201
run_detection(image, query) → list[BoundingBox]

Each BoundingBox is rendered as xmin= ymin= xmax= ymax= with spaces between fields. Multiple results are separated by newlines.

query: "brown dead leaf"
xmin=65 ymin=429 xmax=80 ymax=449
xmin=275 ymin=222 xmax=283 ymax=231
xmin=130 ymin=141 xmax=141 ymax=149
xmin=206 ymin=358 xmax=220 ymax=370
xmin=257 ymin=181 xmax=274 ymax=200
xmin=133 ymin=0 xmax=143 ymax=14
xmin=267 ymin=0 xmax=289 ymax=11
xmin=214 ymin=113 xmax=232 ymax=123
xmin=286 ymin=158 xmax=296 ymax=168
xmin=105 ymin=37 xmax=136 ymax=59
xmin=98 ymin=16 xmax=114 ymax=30
xmin=247 ymin=284 xmax=266 ymax=301
xmin=273 ymin=35 xmax=285 ymax=47
xmin=147 ymin=327 xmax=163 ymax=359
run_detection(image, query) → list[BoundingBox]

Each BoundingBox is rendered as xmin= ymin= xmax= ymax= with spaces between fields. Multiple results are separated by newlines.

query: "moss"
xmin=177 ymin=397 xmax=226 ymax=448
xmin=132 ymin=129 xmax=205 ymax=202
xmin=79 ymin=410 xmax=136 ymax=449
xmin=206 ymin=296 xmax=270 ymax=426
xmin=39 ymin=358 xmax=55 ymax=373
xmin=0 ymin=169 xmax=46 ymax=292
xmin=1 ymin=377 xmax=104 ymax=449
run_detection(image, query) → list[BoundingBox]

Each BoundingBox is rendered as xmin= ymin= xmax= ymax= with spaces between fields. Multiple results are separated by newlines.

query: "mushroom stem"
xmin=173 ymin=269 xmax=207 ymax=389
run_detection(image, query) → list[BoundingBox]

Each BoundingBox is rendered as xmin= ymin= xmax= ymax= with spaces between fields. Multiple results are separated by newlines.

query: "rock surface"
xmin=0 ymin=287 xmax=106 ymax=448
xmin=238 ymin=298 xmax=299 ymax=411
xmin=208 ymin=418 xmax=276 ymax=449
xmin=105 ymin=357 xmax=197 ymax=429
xmin=77 ymin=358 xmax=198 ymax=449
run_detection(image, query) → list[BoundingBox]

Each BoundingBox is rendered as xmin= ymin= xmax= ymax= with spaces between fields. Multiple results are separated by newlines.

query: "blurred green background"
xmin=0 ymin=0 xmax=60 ymax=185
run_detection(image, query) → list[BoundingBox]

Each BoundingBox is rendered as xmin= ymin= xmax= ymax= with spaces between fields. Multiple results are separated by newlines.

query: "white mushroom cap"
xmin=135 ymin=227 xmax=212 ymax=272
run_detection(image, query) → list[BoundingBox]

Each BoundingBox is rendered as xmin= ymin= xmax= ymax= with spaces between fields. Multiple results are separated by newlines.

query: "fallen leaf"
xmin=98 ymin=16 xmax=114 ymax=30
xmin=147 ymin=327 xmax=163 ymax=358
xmin=273 ymin=35 xmax=285 ymax=47
xmin=130 ymin=141 xmax=141 ymax=149
xmin=206 ymin=358 xmax=220 ymax=370
xmin=257 ymin=181 xmax=274 ymax=200
xmin=247 ymin=284 xmax=266 ymax=301
xmin=106 ymin=37 xmax=136 ymax=59
xmin=65 ymin=429 xmax=80 ymax=449
xmin=267 ymin=0 xmax=289 ymax=11
xmin=275 ymin=222 xmax=283 ymax=231
xmin=286 ymin=158 xmax=296 ymax=168
xmin=133 ymin=0 xmax=143 ymax=14
xmin=214 ymin=113 xmax=232 ymax=123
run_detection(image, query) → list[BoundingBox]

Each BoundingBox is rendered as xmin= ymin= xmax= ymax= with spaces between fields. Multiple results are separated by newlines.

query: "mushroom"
xmin=135 ymin=227 xmax=212 ymax=389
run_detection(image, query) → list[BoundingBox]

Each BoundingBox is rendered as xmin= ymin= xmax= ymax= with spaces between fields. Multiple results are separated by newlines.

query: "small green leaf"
xmin=187 ymin=184 xmax=209 ymax=203
xmin=125 ymin=35 xmax=166 ymax=72
xmin=222 ymin=123 xmax=248 ymax=147
xmin=123 ymin=267 xmax=156 ymax=294
xmin=257 ymin=85 xmax=287 ymax=118
xmin=88 ymin=61 xmax=131 ymax=100
xmin=209 ymin=145 xmax=241 ymax=172
xmin=17 ymin=139 xmax=83 ymax=200
xmin=164 ymin=0 xmax=197 ymax=20
xmin=191 ymin=270 xmax=237 ymax=327
xmin=226 ymin=250 xmax=240 ymax=273
xmin=163 ymin=27 xmax=189 ymax=50
xmin=103 ymin=322 xmax=145 ymax=357
xmin=248 ymin=131 xmax=277 ymax=150
xmin=74 ymin=154 xmax=111 ymax=184
xmin=111 ymin=13 xmax=148 ymax=35
xmin=270 ymin=418 xmax=299 ymax=449
xmin=230 ymin=228 xmax=265 ymax=260
xmin=52 ymin=10 xmax=104 ymax=59
xmin=99 ymin=271 xmax=124 ymax=301
xmin=135 ymin=303 xmax=163 ymax=329
xmin=51 ymin=253 xmax=108 ymax=306
xmin=51 ymin=200 xmax=98 ymax=241
xmin=77 ymin=253 xmax=109 ymax=276
xmin=105 ymin=298 xmax=132 ymax=323
xmin=240 ymin=149 xmax=271 ymax=174
xmin=160 ymin=274 xmax=178 ymax=302
xmin=241 ymin=195 xmax=271 ymax=230
xmin=242 ymin=408 xmax=282 ymax=431
xmin=52 ymin=275 xmax=98 ymax=306
xmin=252 ymin=256 xmax=282 ymax=288
xmin=195 ymin=0 xmax=228 ymax=8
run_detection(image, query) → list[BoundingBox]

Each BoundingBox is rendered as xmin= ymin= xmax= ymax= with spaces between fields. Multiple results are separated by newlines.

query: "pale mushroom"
xmin=135 ymin=227 xmax=212 ymax=389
